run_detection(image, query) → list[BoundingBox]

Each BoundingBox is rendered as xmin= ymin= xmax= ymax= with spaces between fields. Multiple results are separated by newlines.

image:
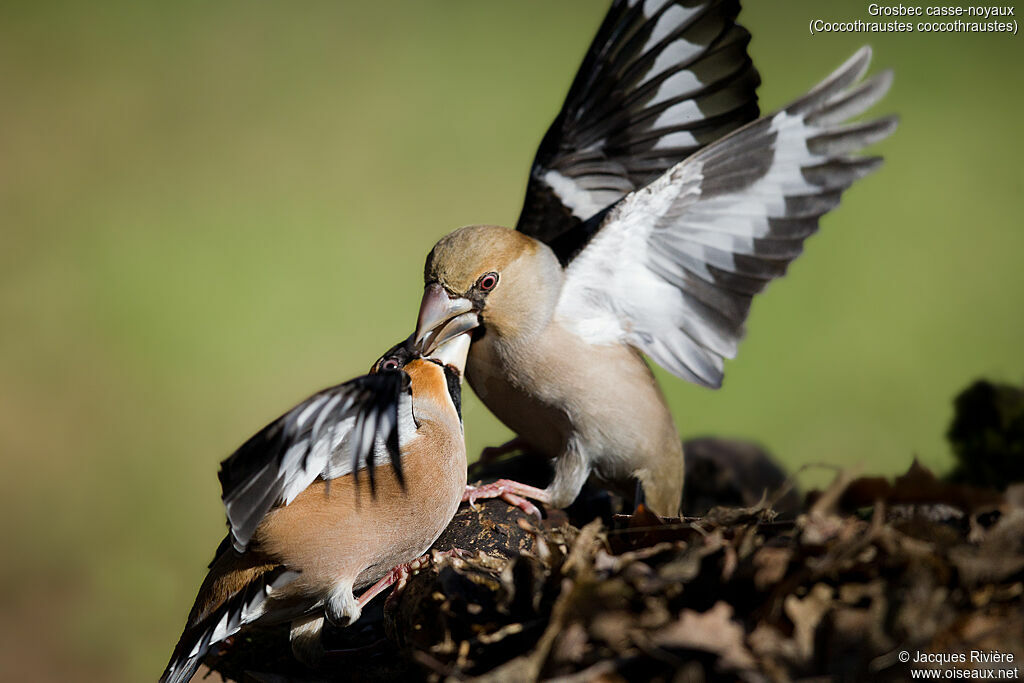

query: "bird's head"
xmin=414 ymin=225 xmax=562 ymax=354
xmin=370 ymin=336 xmax=416 ymax=374
xmin=372 ymin=331 xmax=471 ymax=382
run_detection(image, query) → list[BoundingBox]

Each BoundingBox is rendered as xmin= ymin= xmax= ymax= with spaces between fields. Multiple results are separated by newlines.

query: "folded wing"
xmin=218 ymin=369 xmax=412 ymax=552
xmin=160 ymin=558 xmax=299 ymax=683
xmin=516 ymin=0 xmax=761 ymax=262
xmin=555 ymin=47 xmax=896 ymax=388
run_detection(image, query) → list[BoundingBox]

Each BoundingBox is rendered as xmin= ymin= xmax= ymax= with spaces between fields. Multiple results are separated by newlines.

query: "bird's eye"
xmin=478 ymin=272 xmax=499 ymax=291
xmin=381 ymin=359 xmax=399 ymax=371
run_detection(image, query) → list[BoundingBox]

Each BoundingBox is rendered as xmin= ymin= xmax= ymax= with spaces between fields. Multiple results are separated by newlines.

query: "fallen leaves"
xmin=202 ymin=382 xmax=1024 ymax=681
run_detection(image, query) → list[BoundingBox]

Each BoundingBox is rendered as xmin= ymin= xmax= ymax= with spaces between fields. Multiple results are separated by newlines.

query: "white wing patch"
xmin=515 ymin=0 xmax=761 ymax=248
xmin=646 ymin=44 xmax=702 ymax=89
xmin=167 ymin=568 xmax=301 ymax=683
xmin=221 ymin=370 xmax=416 ymax=552
xmin=543 ymin=169 xmax=611 ymax=219
xmin=320 ymin=389 xmax=418 ymax=481
xmin=555 ymin=47 xmax=895 ymax=388
xmin=647 ymin=5 xmax=702 ymax=50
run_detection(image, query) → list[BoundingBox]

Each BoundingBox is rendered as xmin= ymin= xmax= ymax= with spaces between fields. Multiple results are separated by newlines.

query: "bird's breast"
xmin=466 ymin=331 xmax=573 ymax=456
xmin=466 ymin=322 xmax=681 ymax=475
xmin=255 ymin=415 xmax=467 ymax=595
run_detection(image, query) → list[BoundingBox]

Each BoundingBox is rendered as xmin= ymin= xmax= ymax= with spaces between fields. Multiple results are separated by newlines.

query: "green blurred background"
xmin=0 ymin=1 xmax=1020 ymax=680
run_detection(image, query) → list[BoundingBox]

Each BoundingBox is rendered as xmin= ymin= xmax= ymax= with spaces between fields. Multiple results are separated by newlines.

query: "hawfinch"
xmin=414 ymin=1 xmax=895 ymax=517
xmin=160 ymin=332 xmax=471 ymax=683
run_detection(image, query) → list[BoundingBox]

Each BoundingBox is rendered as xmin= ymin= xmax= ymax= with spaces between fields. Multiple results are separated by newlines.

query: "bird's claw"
xmin=357 ymin=555 xmax=425 ymax=609
xmin=462 ymin=479 xmax=548 ymax=519
xmin=357 ymin=548 xmax=469 ymax=610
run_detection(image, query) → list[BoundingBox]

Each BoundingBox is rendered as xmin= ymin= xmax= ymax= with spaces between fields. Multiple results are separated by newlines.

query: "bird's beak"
xmin=426 ymin=330 xmax=471 ymax=378
xmin=415 ymin=283 xmax=479 ymax=354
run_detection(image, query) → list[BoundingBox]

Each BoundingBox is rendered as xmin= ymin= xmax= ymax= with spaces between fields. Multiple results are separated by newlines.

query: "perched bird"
xmin=160 ymin=332 xmax=471 ymax=683
xmin=414 ymin=3 xmax=896 ymax=516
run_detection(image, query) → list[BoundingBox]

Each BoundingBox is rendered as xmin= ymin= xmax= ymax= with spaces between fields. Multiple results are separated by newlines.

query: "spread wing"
xmin=516 ymin=0 xmax=761 ymax=262
xmin=217 ymin=370 xmax=412 ymax=552
xmin=555 ymin=47 xmax=896 ymax=388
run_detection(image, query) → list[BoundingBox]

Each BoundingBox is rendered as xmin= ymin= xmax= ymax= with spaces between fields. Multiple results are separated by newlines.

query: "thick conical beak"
xmin=426 ymin=330 xmax=471 ymax=378
xmin=415 ymin=283 xmax=479 ymax=354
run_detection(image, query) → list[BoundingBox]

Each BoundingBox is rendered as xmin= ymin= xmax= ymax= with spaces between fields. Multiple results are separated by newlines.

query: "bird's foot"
xmin=463 ymin=479 xmax=549 ymax=518
xmin=478 ymin=436 xmax=529 ymax=464
xmin=355 ymin=549 xmax=468 ymax=610
xmin=356 ymin=555 xmax=428 ymax=610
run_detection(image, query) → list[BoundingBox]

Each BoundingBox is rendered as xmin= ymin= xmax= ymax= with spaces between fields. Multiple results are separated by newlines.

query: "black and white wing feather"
xmin=218 ymin=369 xmax=412 ymax=552
xmin=516 ymin=0 xmax=761 ymax=262
xmin=160 ymin=561 xmax=300 ymax=683
xmin=555 ymin=47 xmax=896 ymax=388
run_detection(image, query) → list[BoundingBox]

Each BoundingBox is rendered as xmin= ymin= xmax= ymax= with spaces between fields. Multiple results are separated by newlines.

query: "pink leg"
xmin=356 ymin=555 xmax=428 ymax=609
xmin=355 ymin=549 xmax=467 ymax=609
xmin=463 ymin=479 xmax=551 ymax=518
xmin=478 ymin=436 xmax=529 ymax=464
xmin=320 ymin=550 xmax=467 ymax=659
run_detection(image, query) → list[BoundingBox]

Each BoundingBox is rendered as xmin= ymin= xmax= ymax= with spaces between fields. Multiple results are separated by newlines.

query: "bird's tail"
xmin=160 ymin=542 xmax=298 ymax=682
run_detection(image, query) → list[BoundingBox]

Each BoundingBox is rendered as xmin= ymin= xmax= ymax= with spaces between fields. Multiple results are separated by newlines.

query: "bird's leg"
xmin=355 ymin=548 xmax=467 ymax=610
xmin=464 ymin=440 xmax=588 ymax=515
xmin=542 ymin=436 xmax=591 ymax=509
xmin=463 ymin=480 xmax=550 ymax=518
xmin=355 ymin=556 xmax=429 ymax=610
xmin=325 ymin=580 xmax=361 ymax=627
xmin=478 ymin=435 xmax=530 ymax=463
xmin=316 ymin=551 xmax=470 ymax=662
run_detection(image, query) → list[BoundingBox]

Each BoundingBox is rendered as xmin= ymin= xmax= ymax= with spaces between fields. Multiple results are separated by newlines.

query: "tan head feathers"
xmin=424 ymin=225 xmax=537 ymax=294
